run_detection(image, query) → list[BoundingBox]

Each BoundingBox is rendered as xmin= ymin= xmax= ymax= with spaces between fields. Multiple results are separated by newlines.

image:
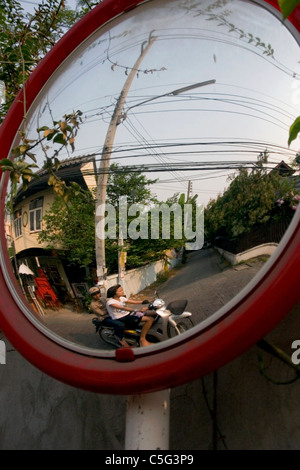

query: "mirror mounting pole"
xmin=125 ymin=389 xmax=170 ymax=449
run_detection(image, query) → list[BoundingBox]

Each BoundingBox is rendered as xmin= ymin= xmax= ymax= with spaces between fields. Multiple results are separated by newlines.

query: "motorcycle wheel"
xmin=99 ymin=328 xmax=122 ymax=348
xmin=167 ymin=317 xmax=194 ymax=338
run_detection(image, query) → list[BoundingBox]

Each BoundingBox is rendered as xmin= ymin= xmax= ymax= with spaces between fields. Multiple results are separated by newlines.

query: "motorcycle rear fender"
xmin=170 ymin=311 xmax=192 ymax=319
xmin=168 ymin=316 xmax=178 ymax=328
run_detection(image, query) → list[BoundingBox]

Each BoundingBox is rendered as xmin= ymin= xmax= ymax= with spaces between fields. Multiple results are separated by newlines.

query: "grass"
xmin=235 ymin=255 xmax=271 ymax=266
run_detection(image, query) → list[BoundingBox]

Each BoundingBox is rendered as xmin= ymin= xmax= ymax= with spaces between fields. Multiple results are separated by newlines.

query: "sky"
xmin=15 ymin=0 xmax=300 ymax=207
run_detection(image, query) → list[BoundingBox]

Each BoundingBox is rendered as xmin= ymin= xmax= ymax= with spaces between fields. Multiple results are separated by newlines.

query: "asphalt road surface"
xmin=153 ymin=248 xmax=266 ymax=324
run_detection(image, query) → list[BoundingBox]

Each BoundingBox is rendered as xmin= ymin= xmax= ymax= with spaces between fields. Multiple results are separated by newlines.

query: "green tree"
xmin=107 ymin=163 xmax=158 ymax=206
xmin=0 ymin=0 xmax=65 ymax=123
xmin=0 ymin=0 xmax=101 ymax=124
xmin=101 ymin=165 xmax=200 ymax=273
xmin=38 ymin=184 xmax=96 ymax=267
xmin=105 ymin=164 xmax=166 ymax=273
xmin=0 ymin=0 xmax=102 ymax=220
xmin=0 ymin=110 xmax=84 ymax=205
xmin=205 ymin=157 xmax=298 ymax=241
xmin=0 ymin=1 xmax=89 ymax=195
xmin=121 ymin=191 xmax=201 ymax=270
xmin=294 ymin=153 xmax=300 ymax=171
xmin=278 ymin=0 xmax=300 ymax=20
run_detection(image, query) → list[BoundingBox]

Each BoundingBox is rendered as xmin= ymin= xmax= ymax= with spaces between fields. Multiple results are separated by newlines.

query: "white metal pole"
xmin=125 ymin=389 xmax=170 ymax=450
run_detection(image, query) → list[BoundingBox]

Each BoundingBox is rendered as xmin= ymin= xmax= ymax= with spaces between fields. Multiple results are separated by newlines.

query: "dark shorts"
xmin=103 ymin=314 xmax=142 ymax=339
xmin=120 ymin=314 xmax=142 ymax=329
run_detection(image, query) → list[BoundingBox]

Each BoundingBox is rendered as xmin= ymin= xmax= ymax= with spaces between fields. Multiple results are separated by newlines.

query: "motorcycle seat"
xmin=166 ymin=299 xmax=188 ymax=315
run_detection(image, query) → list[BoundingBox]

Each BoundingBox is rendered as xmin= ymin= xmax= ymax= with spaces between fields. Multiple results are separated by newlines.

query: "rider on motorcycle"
xmin=106 ymin=284 xmax=155 ymax=347
xmin=89 ymin=286 xmax=130 ymax=348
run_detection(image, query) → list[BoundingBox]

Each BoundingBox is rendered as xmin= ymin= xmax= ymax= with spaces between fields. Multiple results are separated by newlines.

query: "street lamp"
xmin=95 ymin=77 xmax=216 ymax=291
xmin=120 ymin=79 xmax=216 ymax=123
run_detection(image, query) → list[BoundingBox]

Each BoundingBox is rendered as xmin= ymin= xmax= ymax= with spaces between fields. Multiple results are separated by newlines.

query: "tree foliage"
xmin=0 ymin=109 xmax=84 ymax=217
xmin=0 ymin=0 xmax=101 ymax=124
xmin=0 ymin=0 xmax=64 ymax=122
xmin=205 ymin=157 xmax=298 ymax=241
xmin=38 ymin=185 xmax=96 ymax=267
xmin=106 ymin=165 xmax=174 ymax=273
xmin=107 ymin=163 xmax=159 ymax=206
xmin=0 ymin=0 xmax=101 ymax=203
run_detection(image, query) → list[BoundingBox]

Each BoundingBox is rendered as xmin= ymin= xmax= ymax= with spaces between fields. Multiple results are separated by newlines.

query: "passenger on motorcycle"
xmin=106 ymin=284 xmax=155 ymax=347
xmin=89 ymin=286 xmax=130 ymax=348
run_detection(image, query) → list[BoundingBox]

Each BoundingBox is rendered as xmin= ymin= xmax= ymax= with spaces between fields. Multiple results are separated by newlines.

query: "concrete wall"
xmin=1 ymin=300 xmax=300 ymax=450
xmin=215 ymin=242 xmax=278 ymax=265
xmin=106 ymin=256 xmax=179 ymax=296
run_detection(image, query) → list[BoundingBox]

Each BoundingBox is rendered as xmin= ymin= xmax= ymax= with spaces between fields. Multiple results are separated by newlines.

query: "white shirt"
xmin=106 ymin=296 xmax=129 ymax=320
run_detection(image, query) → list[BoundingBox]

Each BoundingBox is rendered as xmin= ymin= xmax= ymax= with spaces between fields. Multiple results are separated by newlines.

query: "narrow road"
xmin=153 ymin=248 xmax=266 ymax=324
xmin=42 ymin=247 xmax=267 ymax=348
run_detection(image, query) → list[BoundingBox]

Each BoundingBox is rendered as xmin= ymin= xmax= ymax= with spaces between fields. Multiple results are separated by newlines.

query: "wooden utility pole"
xmin=95 ymin=35 xmax=157 ymax=291
xmin=186 ymin=180 xmax=192 ymax=201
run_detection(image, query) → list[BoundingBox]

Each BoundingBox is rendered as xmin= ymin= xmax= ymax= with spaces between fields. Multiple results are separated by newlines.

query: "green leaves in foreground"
xmin=288 ymin=116 xmax=300 ymax=146
xmin=0 ymin=157 xmax=39 ymax=190
xmin=277 ymin=0 xmax=300 ymax=147
xmin=278 ymin=0 xmax=300 ymax=19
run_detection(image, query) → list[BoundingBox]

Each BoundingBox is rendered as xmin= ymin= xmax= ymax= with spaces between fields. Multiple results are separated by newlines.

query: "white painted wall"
xmin=106 ymin=257 xmax=179 ymax=297
xmin=215 ymin=243 xmax=278 ymax=265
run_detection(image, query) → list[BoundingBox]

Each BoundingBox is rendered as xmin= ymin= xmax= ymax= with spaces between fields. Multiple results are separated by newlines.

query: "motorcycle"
xmin=92 ymin=296 xmax=194 ymax=348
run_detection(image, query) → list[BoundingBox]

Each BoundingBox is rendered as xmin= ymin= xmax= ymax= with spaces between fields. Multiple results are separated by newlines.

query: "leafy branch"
xmin=277 ymin=0 xmax=300 ymax=146
xmin=0 ymin=110 xmax=83 ymax=209
xmin=106 ymin=31 xmax=167 ymax=78
xmin=205 ymin=13 xmax=274 ymax=57
xmin=182 ymin=0 xmax=275 ymax=57
xmin=0 ymin=0 xmax=68 ymax=123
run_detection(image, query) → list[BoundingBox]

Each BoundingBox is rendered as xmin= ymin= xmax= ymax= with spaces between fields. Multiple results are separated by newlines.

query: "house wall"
xmin=13 ymin=188 xmax=55 ymax=254
xmin=81 ymin=160 xmax=97 ymax=192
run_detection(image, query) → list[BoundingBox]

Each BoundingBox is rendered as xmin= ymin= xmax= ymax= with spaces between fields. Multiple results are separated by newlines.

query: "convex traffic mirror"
xmin=0 ymin=0 xmax=299 ymax=394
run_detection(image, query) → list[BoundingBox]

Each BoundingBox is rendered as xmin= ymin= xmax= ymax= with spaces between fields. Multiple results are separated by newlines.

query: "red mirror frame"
xmin=0 ymin=0 xmax=299 ymax=394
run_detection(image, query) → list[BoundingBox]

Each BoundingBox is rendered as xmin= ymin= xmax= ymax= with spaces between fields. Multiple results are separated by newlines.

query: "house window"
xmin=29 ymin=197 xmax=43 ymax=232
xmin=14 ymin=209 xmax=22 ymax=238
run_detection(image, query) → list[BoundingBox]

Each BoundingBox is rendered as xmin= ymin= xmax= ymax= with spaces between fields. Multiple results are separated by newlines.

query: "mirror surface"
xmin=2 ymin=0 xmax=300 ymax=355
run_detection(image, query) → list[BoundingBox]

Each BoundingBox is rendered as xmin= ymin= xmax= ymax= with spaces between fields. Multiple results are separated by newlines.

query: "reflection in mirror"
xmin=2 ymin=0 xmax=300 ymax=354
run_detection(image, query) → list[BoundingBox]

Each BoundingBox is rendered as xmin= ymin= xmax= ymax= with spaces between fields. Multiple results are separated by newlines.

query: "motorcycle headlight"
xmin=152 ymin=298 xmax=165 ymax=309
